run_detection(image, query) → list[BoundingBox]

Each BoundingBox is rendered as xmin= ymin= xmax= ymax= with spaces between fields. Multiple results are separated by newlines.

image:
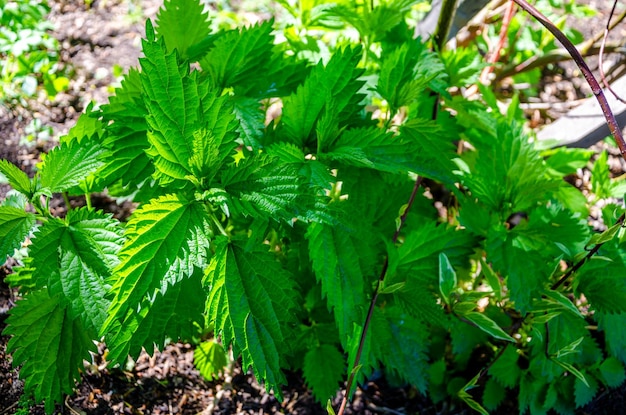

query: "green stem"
xmin=210 ymin=212 xmax=228 ymax=237
xmin=85 ymin=193 xmax=92 ymax=210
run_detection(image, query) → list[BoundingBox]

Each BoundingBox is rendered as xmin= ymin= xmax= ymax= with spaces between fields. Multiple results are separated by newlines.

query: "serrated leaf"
xmin=105 ymin=270 xmax=205 ymax=362
xmin=155 ymin=0 xmax=211 ymax=59
xmin=483 ymin=377 xmax=506 ymax=411
xmin=489 ymin=346 xmax=521 ymax=388
xmin=221 ymin=154 xmax=304 ymax=221
xmin=399 ymin=118 xmax=458 ymax=184
xmin=0 ymin=159 xmax=31 ymax=195
xmin=591 ymin=150 xmax=612 ymax=199
xmin=462 ymin=119 xmax=560 ymax=213
xmin=3 ymin=289 xmax=95 ymax=413
xmin=0 ymin=206 xmax=36 ymax=264
xmin=599 ymin=357 xmax=626 ymax=387
xmin=303 ymin=344 xmax=345 ymax=404
xmin=542 ymin=147 xmax=593 ymax=176
xmin=280 ymin=46 xmax=364 ymax=148
xmin=574 ymin=374 xmax=598 ymax=408
xmin=28 ymin=208 xmax=123 ymax=334
xmin=322 ymin=127 xmax=421 ymax=174
xmin=205 ymin=237 xmax=299 ymax=398
xmin=306 ymin=222 xmax=366 ymax=343
xmin=576 ymin=263 xmax=626 ymax=314
xmin=551 ymin=358 xmax=588 ymax=387
xmin=99 ymin=68 xmax=154 ymax=191
xmin=378 ymin=307 xmax=430 ymax=393
xmin=140 ymin=26 xmax=238 ymax=186
xmin=377 ymin=41 xmax=436 ymax=110
xmin=597 ymin=312 xmax=626 ymax=365
xmin=194 ymin=340 xmax=229 ymax=381
xmin=39 ymin=139 xmax=106 ymax=193
xmin=200 ymin=20 xmax=275 ymax=93
xmin=102 ymin=194 xmax=211 ymax=334
xmin=232 ymin=97 xmax=265 ymax=149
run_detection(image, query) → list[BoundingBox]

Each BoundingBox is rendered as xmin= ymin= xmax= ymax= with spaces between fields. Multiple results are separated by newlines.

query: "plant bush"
xmin=1 ymin=0 xmax=626 ymax=413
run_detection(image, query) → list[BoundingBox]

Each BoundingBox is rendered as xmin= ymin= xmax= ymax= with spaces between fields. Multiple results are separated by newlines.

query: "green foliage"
xmin=0 ymin=0 xmax=68 ymax=103
xmin=1 ymin=0 xmax=625 ymax=413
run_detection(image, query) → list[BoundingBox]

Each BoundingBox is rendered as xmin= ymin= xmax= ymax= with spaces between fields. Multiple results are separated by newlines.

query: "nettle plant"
xmin=1 ymin=0 xmax=626 ymax=413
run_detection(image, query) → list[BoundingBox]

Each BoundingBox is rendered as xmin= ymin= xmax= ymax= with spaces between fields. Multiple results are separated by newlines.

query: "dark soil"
xmin=2 ymin=0 xmax=626 ymax=414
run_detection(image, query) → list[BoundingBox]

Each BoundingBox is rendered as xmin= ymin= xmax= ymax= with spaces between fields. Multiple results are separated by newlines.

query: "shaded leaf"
xmin=303 ymin=344 xmax=344 ymax=404
xmin=3 ymin=290 xmax=95 ymax=413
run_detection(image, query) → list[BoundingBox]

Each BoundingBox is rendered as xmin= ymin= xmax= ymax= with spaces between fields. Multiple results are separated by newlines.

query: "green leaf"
xmin=377 ymin=307 xmax=430 ymax=393
xmin=438 ymin=252 xmax=456 ymax=304
xmin=105 ymin=271 xmax=205 ymax=363
xmin=99 ymin=68 xmax=154 ymax=191
xmin=458 ymin=373 xmax=489 ymax=415
xmin=597 ymin=312 xmax=626 ymax=365
xmin=3 ymin=289 xmax=95 ymax=413
xmin=461 ymin=119 xmax=559 ymax=213
xmin=39 ymin=139 xmax=106 ymax=193
xmin=327 ymin=400 xmax=337 ymax=415
xmin=200 ymin=20 xmax=275 ymax=92
xmin=0 ymin=159 xmax=31 ymax=195
xmin=220 ymin=154 xmax=304 ymax=221
xmin=542 ymin=147 xmax=593 ymax=176
xmin=399 ymin=118 xmax=458 ymax=184
xmin=551 ymin=358 xmax=589 ymax=387
xmin=306 ymin=222 xmax=366 ymax=342
xmin=576 ymin=262 xmax=626 ymax=314
xmin=155 ymin=0 xmax=211 ymax=59
xmin=322 ymin=126 xmax=423 ymax=174
xmin=28 ymin=208 xmax=123 ymax=334
xmin=102 ymin=194 xmax=211 ymax=334
xmin=587 ymin=220 xmax=623 ymax=247
xmin=441 ymin=46 xmax=486 ymax=88
xmin=195 ymin=340 xmax=229 ymax=381
xmin=205 ymin=237 xmax=299 ymax=398
xmin=591 ymin=150 xmax=612 ymax=199
xmin=483 ymin=377 xmax=506 ymax=411
xmin=280 ymin=45 xmax=364 ymax=148
xmin=480 ymin=259 xmax=502 ymax=300
xmin=574 ymin=374 xmax=598 ymax=408
xmin=0 ymin=207 xmax=36 ymax=264
xmin=303 ymin=344 xmax=345 ymax=404
xmin=462 ymin=311 xmax=515 ymax=343
xmin=599 ymin=357 xmax=626 ymax=388
xmin=377 ymin=41 xmax=442 ymax=110
xmin=232 ymin=97 xmax=265 ymax=149
xmin=140 ymin=26 xmax=238 ymax=186
xmin=489 ymin=346 xmax=520 ymax=388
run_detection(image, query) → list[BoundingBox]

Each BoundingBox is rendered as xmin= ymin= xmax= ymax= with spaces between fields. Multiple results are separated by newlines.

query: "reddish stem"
xmin=513 ymin=0 xmax=626 ymax=159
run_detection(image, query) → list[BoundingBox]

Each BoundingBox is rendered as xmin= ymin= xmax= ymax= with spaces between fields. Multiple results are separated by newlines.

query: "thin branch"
xmin=598 ymin=0 xmax=626 ymax=104
xmin=512 ymin=0 xmax=626 ymax=158
xmin=496 ymin=6 xmax=626 ymax=80
xmin=552 ymin=213 xmax=626 ymax=290
xmin=336 ymin=176 xmax=424 ymax=415
xmin=495 ymin=42 xmax=626 ymax=81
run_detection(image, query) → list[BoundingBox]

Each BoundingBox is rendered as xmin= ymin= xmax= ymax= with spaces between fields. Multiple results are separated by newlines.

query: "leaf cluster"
xmin=1 ymin=0 xmax=625 ymax=414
